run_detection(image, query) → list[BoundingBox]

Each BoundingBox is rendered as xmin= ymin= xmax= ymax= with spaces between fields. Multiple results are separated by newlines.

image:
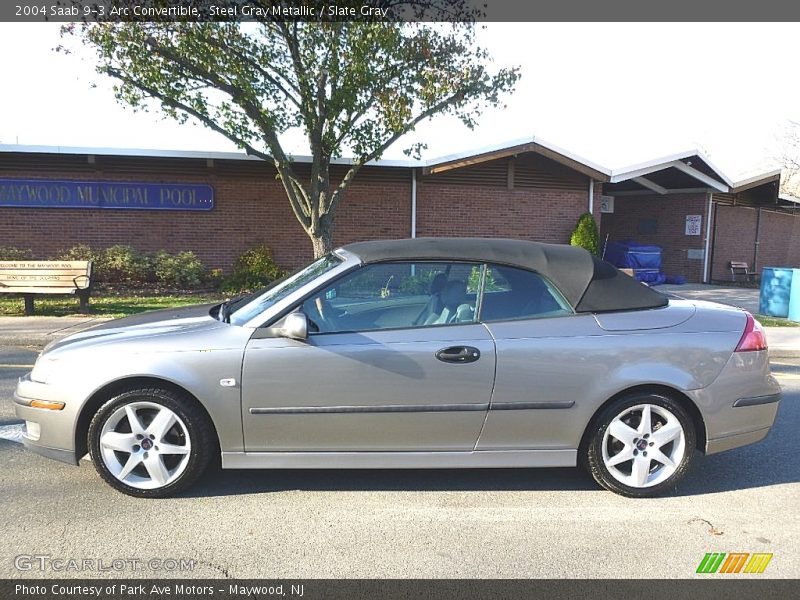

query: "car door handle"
xmin=436 ymin=346 xmax=481 ymax=364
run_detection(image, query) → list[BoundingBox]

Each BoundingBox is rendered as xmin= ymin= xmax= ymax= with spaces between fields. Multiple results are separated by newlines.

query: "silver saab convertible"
xmin=14 ymin=238 xmax=781 ymax=498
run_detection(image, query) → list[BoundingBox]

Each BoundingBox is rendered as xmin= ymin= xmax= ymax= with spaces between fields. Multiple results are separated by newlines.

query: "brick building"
xmin=0 ymin=139 xmax=795 ymax=282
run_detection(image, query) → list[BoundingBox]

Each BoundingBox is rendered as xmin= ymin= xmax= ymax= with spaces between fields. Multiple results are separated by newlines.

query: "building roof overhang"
xmin=421 ymin=136 xmax=612 ymax=182
xmin=0 ymin=141 xmax=782 ymax=202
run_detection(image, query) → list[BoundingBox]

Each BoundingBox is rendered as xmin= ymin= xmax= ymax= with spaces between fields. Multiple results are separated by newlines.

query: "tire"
xmin=88 ymin=387 xmax=215 ymax=498
xmin=584 ymin=392 xmax=696 ymax=498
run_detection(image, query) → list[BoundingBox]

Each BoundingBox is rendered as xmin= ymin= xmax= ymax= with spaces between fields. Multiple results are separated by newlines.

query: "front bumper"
xmin=13 ymin=373 xmax=79 ymax=466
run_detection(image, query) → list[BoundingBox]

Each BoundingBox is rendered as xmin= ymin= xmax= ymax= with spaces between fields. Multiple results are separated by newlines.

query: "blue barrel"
xmin=760 ymin=267 xmax=794 ymax=317
xmin=789 ymin=269 xmax=800 ymax=322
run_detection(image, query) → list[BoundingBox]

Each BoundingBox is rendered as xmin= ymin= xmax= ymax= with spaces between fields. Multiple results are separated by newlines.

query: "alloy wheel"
xmin=98 ymin=401 xmax=191 ymax=490
xmin=601 ymin=403 xmax=687 ymax=488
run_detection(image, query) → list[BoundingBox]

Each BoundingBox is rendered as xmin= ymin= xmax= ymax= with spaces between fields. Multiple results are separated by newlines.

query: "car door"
xmin=474 ymin=264 xmax=602 ymax=451
xmin=241 ymin=261 xmax=496 ymax=452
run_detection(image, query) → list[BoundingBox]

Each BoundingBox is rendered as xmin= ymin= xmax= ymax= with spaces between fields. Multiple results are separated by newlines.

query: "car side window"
xmin=301 ymin=261 xmax=481 ymax=334
xmin=479 ymin=264 xmax=572 ymax=322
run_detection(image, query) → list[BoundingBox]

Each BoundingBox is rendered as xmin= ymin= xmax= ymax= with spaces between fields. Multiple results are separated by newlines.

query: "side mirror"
xmin=280 ymin=311 xmax=308 ymax=341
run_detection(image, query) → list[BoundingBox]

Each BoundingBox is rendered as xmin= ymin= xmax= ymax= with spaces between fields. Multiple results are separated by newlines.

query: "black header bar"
xmin=3 ymin=0 xmax=800 ymax=22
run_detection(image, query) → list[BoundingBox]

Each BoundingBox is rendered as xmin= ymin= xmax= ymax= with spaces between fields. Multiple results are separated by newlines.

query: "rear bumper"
xmin=691 ymin=350 xmax=781 ymax=455
xmin=706 ymin=425 xmax=773 ymax=455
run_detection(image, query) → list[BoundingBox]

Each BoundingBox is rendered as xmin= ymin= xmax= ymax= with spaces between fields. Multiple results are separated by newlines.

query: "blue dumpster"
xmin=760 ymin=267 xmax=794 ymax=318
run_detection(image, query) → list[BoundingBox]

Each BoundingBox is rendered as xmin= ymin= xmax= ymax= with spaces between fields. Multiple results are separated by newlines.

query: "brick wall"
xmin=0 ymin=156 xmax=411 ymax=271
xmin=711 ymin=205 xmax=800 ymax=281
xmin=0 ymin=152 xmax=594 ymax=273
xmin=416 ymin=154 xmax=592 ymax=244
xmin=709 ymin=205 xmax=758 ymax=282
xmin=759 ymin=210 xmax=800 ymax=269
xmin=8 ymin=151 xmax=796 ymax=287
xmin=416 ymin=183 xmax=588 ymax=243
xmin=599 ymin=193 xmax=710 ymax=282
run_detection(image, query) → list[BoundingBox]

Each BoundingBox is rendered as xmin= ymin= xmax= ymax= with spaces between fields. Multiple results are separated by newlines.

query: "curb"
xmin=770 ymin=350 xmax=800 ymax=359
xmin=0 ymin=317 xmax=113 ymax=349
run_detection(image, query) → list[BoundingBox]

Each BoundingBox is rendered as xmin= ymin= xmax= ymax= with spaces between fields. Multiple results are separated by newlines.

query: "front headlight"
xmin=30 ymin=356 xmax=64 ymax=384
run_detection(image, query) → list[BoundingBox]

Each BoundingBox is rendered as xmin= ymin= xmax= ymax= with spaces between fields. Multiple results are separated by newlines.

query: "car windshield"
xmin=227 ymin=254 xmax=343 ymax=326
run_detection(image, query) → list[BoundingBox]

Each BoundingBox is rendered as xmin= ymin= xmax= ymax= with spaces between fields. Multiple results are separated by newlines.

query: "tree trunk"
xmin=310 ymin=226 xmax=333 ymax=258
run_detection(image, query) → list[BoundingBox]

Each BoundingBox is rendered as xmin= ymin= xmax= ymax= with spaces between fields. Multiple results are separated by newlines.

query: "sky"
xmin=0 ymin=22 xmax=798 ymax=180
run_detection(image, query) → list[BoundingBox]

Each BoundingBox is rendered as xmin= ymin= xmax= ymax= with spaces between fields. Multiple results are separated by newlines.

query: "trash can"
xmin=789 ymin=270 xmax=800 ymax=322
xmin=760 ymin=267 xmax=794 ymax=318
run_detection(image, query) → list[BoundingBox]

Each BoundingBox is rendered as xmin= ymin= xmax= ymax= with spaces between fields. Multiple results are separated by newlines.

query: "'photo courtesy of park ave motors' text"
xmin=0 ymin=1 xmax=799 ymax=598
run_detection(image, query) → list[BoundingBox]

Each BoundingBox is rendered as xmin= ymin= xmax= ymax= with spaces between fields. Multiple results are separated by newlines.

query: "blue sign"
xmin=0 ymin=178 xmax=214 ymax=211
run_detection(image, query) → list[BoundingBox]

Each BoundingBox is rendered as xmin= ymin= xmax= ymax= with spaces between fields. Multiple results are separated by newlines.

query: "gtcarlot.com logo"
xmin=14 ymin=554 xmax=195 ymax=573
xmin=696 ymin=552 xmax=773 ymax=574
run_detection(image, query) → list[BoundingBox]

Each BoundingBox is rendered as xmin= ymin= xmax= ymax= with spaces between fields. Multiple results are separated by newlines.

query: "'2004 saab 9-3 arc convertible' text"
xmin=14 ymin=238 xmax=781 ymax=498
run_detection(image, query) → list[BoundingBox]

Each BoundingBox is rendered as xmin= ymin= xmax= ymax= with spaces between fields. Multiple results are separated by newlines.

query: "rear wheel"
xmin=585 ymin=393 xmax=695 ymax=497
xmin=88 ymin=387 xmax=214 ymax=498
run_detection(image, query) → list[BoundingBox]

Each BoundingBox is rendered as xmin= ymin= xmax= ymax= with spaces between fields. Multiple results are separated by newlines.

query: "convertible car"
xmin=14 ymin=237 xmax=781 ymax=497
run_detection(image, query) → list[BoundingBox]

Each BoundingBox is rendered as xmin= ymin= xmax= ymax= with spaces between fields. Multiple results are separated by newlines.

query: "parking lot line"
xmin=0 ymin=364 xmax=33 ymax=368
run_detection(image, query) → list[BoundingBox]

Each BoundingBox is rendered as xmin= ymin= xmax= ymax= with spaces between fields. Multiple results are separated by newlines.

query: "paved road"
xmin=1 ymin=347 xmax=798 ymax=579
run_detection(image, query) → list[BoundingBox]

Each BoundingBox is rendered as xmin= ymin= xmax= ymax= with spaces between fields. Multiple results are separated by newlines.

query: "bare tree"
xmin=780 ymin=120 xmax=800 ymax=200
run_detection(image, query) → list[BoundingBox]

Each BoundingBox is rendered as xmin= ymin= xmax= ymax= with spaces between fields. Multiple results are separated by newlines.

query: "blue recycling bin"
xmin=790 ymin=271 xmax=800 ymax=322
xmin=760 ymin=267 xmax=795 ymax=318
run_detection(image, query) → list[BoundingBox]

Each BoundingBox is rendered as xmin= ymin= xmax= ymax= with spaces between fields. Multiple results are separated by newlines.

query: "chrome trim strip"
xmin=250 ymin=401 xmax=576 ymax=415
xmin=491 ymin=401 xmax=575 ymax=410
xmin=250 ymin=403 xmax=490 ymax=415
xmin=732 ymin=393 xmax=782 ymax=408
xmin=222 ymin=449 xmax=578 ymax=469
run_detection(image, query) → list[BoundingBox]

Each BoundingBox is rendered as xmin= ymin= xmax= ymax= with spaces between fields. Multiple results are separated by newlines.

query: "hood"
xmin=43 ymin=303 xmax=228 ymax=355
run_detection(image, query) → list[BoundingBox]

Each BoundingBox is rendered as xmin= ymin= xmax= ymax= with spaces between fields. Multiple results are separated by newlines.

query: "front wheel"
xmin=88 ymin=387 xmax=214 ymax=498
xmin=585 ymin=393 xmax=696 ymax=497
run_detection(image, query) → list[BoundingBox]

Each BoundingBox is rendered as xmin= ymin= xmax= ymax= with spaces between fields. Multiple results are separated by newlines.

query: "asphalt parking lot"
xmin=1 ymin=346 xmax=798 ymax=579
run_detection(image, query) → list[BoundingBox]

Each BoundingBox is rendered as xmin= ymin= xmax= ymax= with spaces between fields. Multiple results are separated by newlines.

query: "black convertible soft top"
xmin=341 ymin=237 xmax=668 ymax=313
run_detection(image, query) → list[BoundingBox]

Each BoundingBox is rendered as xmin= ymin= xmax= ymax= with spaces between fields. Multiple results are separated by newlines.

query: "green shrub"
xmin=101 ymin=245 xmax=152 ymax=284
xmin=0 ymin=246 xmax=33 ymax=261
xmin=221 ymin=245 xmax=286 ymax=293
xmin=468 ymin=265 xmax=502 ymax=292
xmin=398 ymin=269 xmax=437 ymax=295
xmin=570 ymin=212 xmax=600 ymax=256
xmin=153 ymin=251 xmax=206 ymax=288
xmin=54 ymin=244 xmax=102 ymax=266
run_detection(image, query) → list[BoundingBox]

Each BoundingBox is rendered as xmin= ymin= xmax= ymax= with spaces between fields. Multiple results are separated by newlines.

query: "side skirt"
xmin=221 ymin=449 xmax=577 ymax=470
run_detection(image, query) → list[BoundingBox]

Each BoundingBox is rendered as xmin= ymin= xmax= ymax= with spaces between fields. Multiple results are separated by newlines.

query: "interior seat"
xmin=427 ymin=279 xmax=473 ymax=325
xmin=413 ymin=272 xmax=447 ymax=325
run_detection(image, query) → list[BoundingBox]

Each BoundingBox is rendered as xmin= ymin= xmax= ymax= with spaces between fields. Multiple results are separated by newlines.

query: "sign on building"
xmin=600 ymin=195 xmax=615 ymax=213
xmin=685 ymin=214 xmax=702 ymax=236
xmin=0 ymin=178 xmax=214 ymax=211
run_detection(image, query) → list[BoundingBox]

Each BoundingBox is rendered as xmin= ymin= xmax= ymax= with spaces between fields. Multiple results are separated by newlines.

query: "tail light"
xmin=735 ymin=312 xmax=768 ymax=352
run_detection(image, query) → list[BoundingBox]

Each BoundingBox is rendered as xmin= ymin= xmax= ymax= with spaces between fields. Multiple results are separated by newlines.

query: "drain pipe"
xmin=753 ymin=207 xmax=762 ymax=270
xmin=703 ymin=192 xmax=713 ymax=283
xmin=411 ymin=168 xmax=417 ymax=239
xmin=588 ymin=178 xmax=594 ymax=214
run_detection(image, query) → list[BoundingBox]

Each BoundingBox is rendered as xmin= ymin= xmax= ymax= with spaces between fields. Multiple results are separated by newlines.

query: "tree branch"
xmin=326 ymin=91 xmax=469 ymax=215
xmin=106 ymin=67 xmax=272 ymax=163
xmin=201 ymin=33 xmax=303 ymax=111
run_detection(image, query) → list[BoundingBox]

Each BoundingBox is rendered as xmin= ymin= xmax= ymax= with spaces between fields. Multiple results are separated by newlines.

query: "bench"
xmin=729 ymin=261 xmax=758 ymax=283
xmin=0 ymin=260 xmax=93 ymax=315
